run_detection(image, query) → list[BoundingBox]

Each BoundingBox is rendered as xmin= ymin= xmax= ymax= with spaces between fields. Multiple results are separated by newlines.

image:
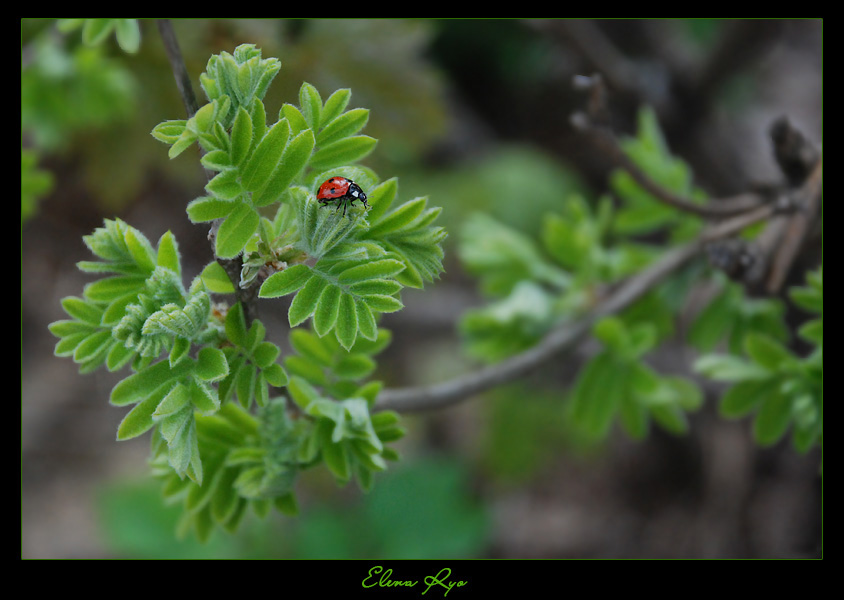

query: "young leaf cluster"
xmin=458 ymin=105 xmax=817 ymax=450
xmin=51 ymin=43 xmax=445 ymax=540
xmin=695 ymin=268 xmax=822 ymax=457
xmin=458 ymin=192 xmax=658 ymax=362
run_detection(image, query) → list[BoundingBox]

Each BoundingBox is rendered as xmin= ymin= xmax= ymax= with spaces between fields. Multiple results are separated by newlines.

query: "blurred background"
xmin=21 ymin=18 xmax=822 ymax=559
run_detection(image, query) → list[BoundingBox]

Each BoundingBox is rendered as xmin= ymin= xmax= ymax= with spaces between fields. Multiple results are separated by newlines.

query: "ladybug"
xmin=316 ymin=176 xmax=369 ymax=216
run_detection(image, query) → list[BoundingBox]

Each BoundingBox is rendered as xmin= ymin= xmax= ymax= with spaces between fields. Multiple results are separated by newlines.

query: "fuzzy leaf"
xmin=309 ymin=136 xmax=377 ymax=172
xmin=253 ymin=129 xmax=315 ymax=207
xmin=216 ymin=203 xmax=259 ymax=258
xmin=240 ymin=118 xmax=290 ymax=192
xmin=317 ymin=107 xmax=369 ymax=147
xmin=337 ymin=258 xmax=405 ymax=284
xmin=259 ymin=264 xmax=313 ymax=298
xmin=288 ymin=276 xmax=328 ymax=327
xmin=320 ymin=88 xmax=351 ymax=128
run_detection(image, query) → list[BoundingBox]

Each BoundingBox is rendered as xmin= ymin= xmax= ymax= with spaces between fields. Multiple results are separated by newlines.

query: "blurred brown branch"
xmin=376 ymin=71 xmax=821 ymax=415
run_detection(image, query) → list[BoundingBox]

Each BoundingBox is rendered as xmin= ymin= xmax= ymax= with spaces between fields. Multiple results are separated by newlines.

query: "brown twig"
xmin=374 ymin=201 xmax=777 ymax=414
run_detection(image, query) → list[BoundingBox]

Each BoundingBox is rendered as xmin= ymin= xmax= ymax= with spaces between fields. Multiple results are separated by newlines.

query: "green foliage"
xmin=50 ymin=43 xmax=444 ymax=542
xmin=21 ymin=33 xmax=136 ymax=151
xmin=57 ymin=19 xmax=142 ymax=54
xmin=695 ymin=268 xmax=822 ymax=456
xmin=458 ymin=105 xmax=821 ymax=460
xmin=568 ymin=317 xmax=702 ymax=440
xmin=21 ymin=148 xmax=53 ymax=223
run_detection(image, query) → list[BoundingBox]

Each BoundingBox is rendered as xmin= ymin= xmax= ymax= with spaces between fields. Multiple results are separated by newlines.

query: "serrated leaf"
xmin=216 ymin=203 xmax=259 ymax=258
xmin=259 ymin=264 xmax=312 ymax=298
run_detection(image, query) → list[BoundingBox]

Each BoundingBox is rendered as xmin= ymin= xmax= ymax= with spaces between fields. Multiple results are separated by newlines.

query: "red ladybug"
xmin=316 ymin=176 xmax=369 ymax=216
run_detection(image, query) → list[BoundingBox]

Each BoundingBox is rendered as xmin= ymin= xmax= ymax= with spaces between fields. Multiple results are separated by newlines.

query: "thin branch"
xmin=374 ymin=202 xmax=777 ymax=414
xmin=570 ymin=109 xmax=766 ymax=218
xmin=766 ymin=158 xmax=823 ymax=292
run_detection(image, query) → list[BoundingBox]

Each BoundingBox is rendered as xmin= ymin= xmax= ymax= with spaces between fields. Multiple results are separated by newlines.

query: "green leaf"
xmin=694 ymin=354 xmax=770 ymax=382
xmin=337 ymin=259 xmax=406 ymax=284
xmin=317 ymin=108 xmax=370 ymax=147
xmin=151 ymin=120 xmax=187 ymax=145
xmin=216 ymin=203 xmax=259 ymax=259
xmin=201 ymin=149 xmax=232 ymax=172
xmin=288 ymin=276 xmax=328 ymax=327
xmin=230 ymin=106 xmax=254 ymax=167
xmin=205 ymin=169 xmax=243 ymax=201
xmin=224 ymin=302 xmax=249 ymax=348
xmin=335 ymin=293 xmax=359 ymax=350
xmin=259 ymin=264 xmax=313 ymax=298
xmin=299 ymin=81 xmax=323 ymax=131
xmin=309 ymin=136 xmax=377 ymax=172
xmin=364 ymin=294 xmax=403 ymax=314
xmin=61 ymin=297 xmax=104 ymax=325
xmin=753 ymin=392 xmax=792 ymax=446
xmin=253 ymin=129 xmax=315 ymax=207
xmin=186 ymin=196 xmax=236 ymax=223
xmin=156 ymin=231 xmax=181 ymax=275
xmin=320 ymin=88 xmax=352 ymax=129
xmin=194 ymin=347 xmax=229 ymax=382
xmin=240 ymin=118 xmax=290 ymax=193
xmin=366 ymin=196 xmax=427 ymax=238
xmin=313 ymin=284 xmax=341 ymax=337
xmin=569 ymin=353 xmax=626 ymax=439
xmin=116 ymin=388 xmax=166 ymax=440
xmin=200 ymin=261 xmax=235 ymax=293
xmin=719 ymin=379 xmax=778 ymax=418
xmin=744 ymin=333 xmax=793 ymax=371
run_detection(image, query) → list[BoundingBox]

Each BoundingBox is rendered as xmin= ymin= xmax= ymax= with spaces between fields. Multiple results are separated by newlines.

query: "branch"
xmin=155 ymin=19 xmax=258 ymax=324
xmin=374 ymin=202 xmax=777 ymax=414
xmin=570 ymin=73 xmax=767 ymax=218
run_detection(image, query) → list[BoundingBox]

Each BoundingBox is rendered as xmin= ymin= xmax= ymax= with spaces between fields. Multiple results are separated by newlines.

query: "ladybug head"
xmin=348 ymin=182 xmax=366 ymax=201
